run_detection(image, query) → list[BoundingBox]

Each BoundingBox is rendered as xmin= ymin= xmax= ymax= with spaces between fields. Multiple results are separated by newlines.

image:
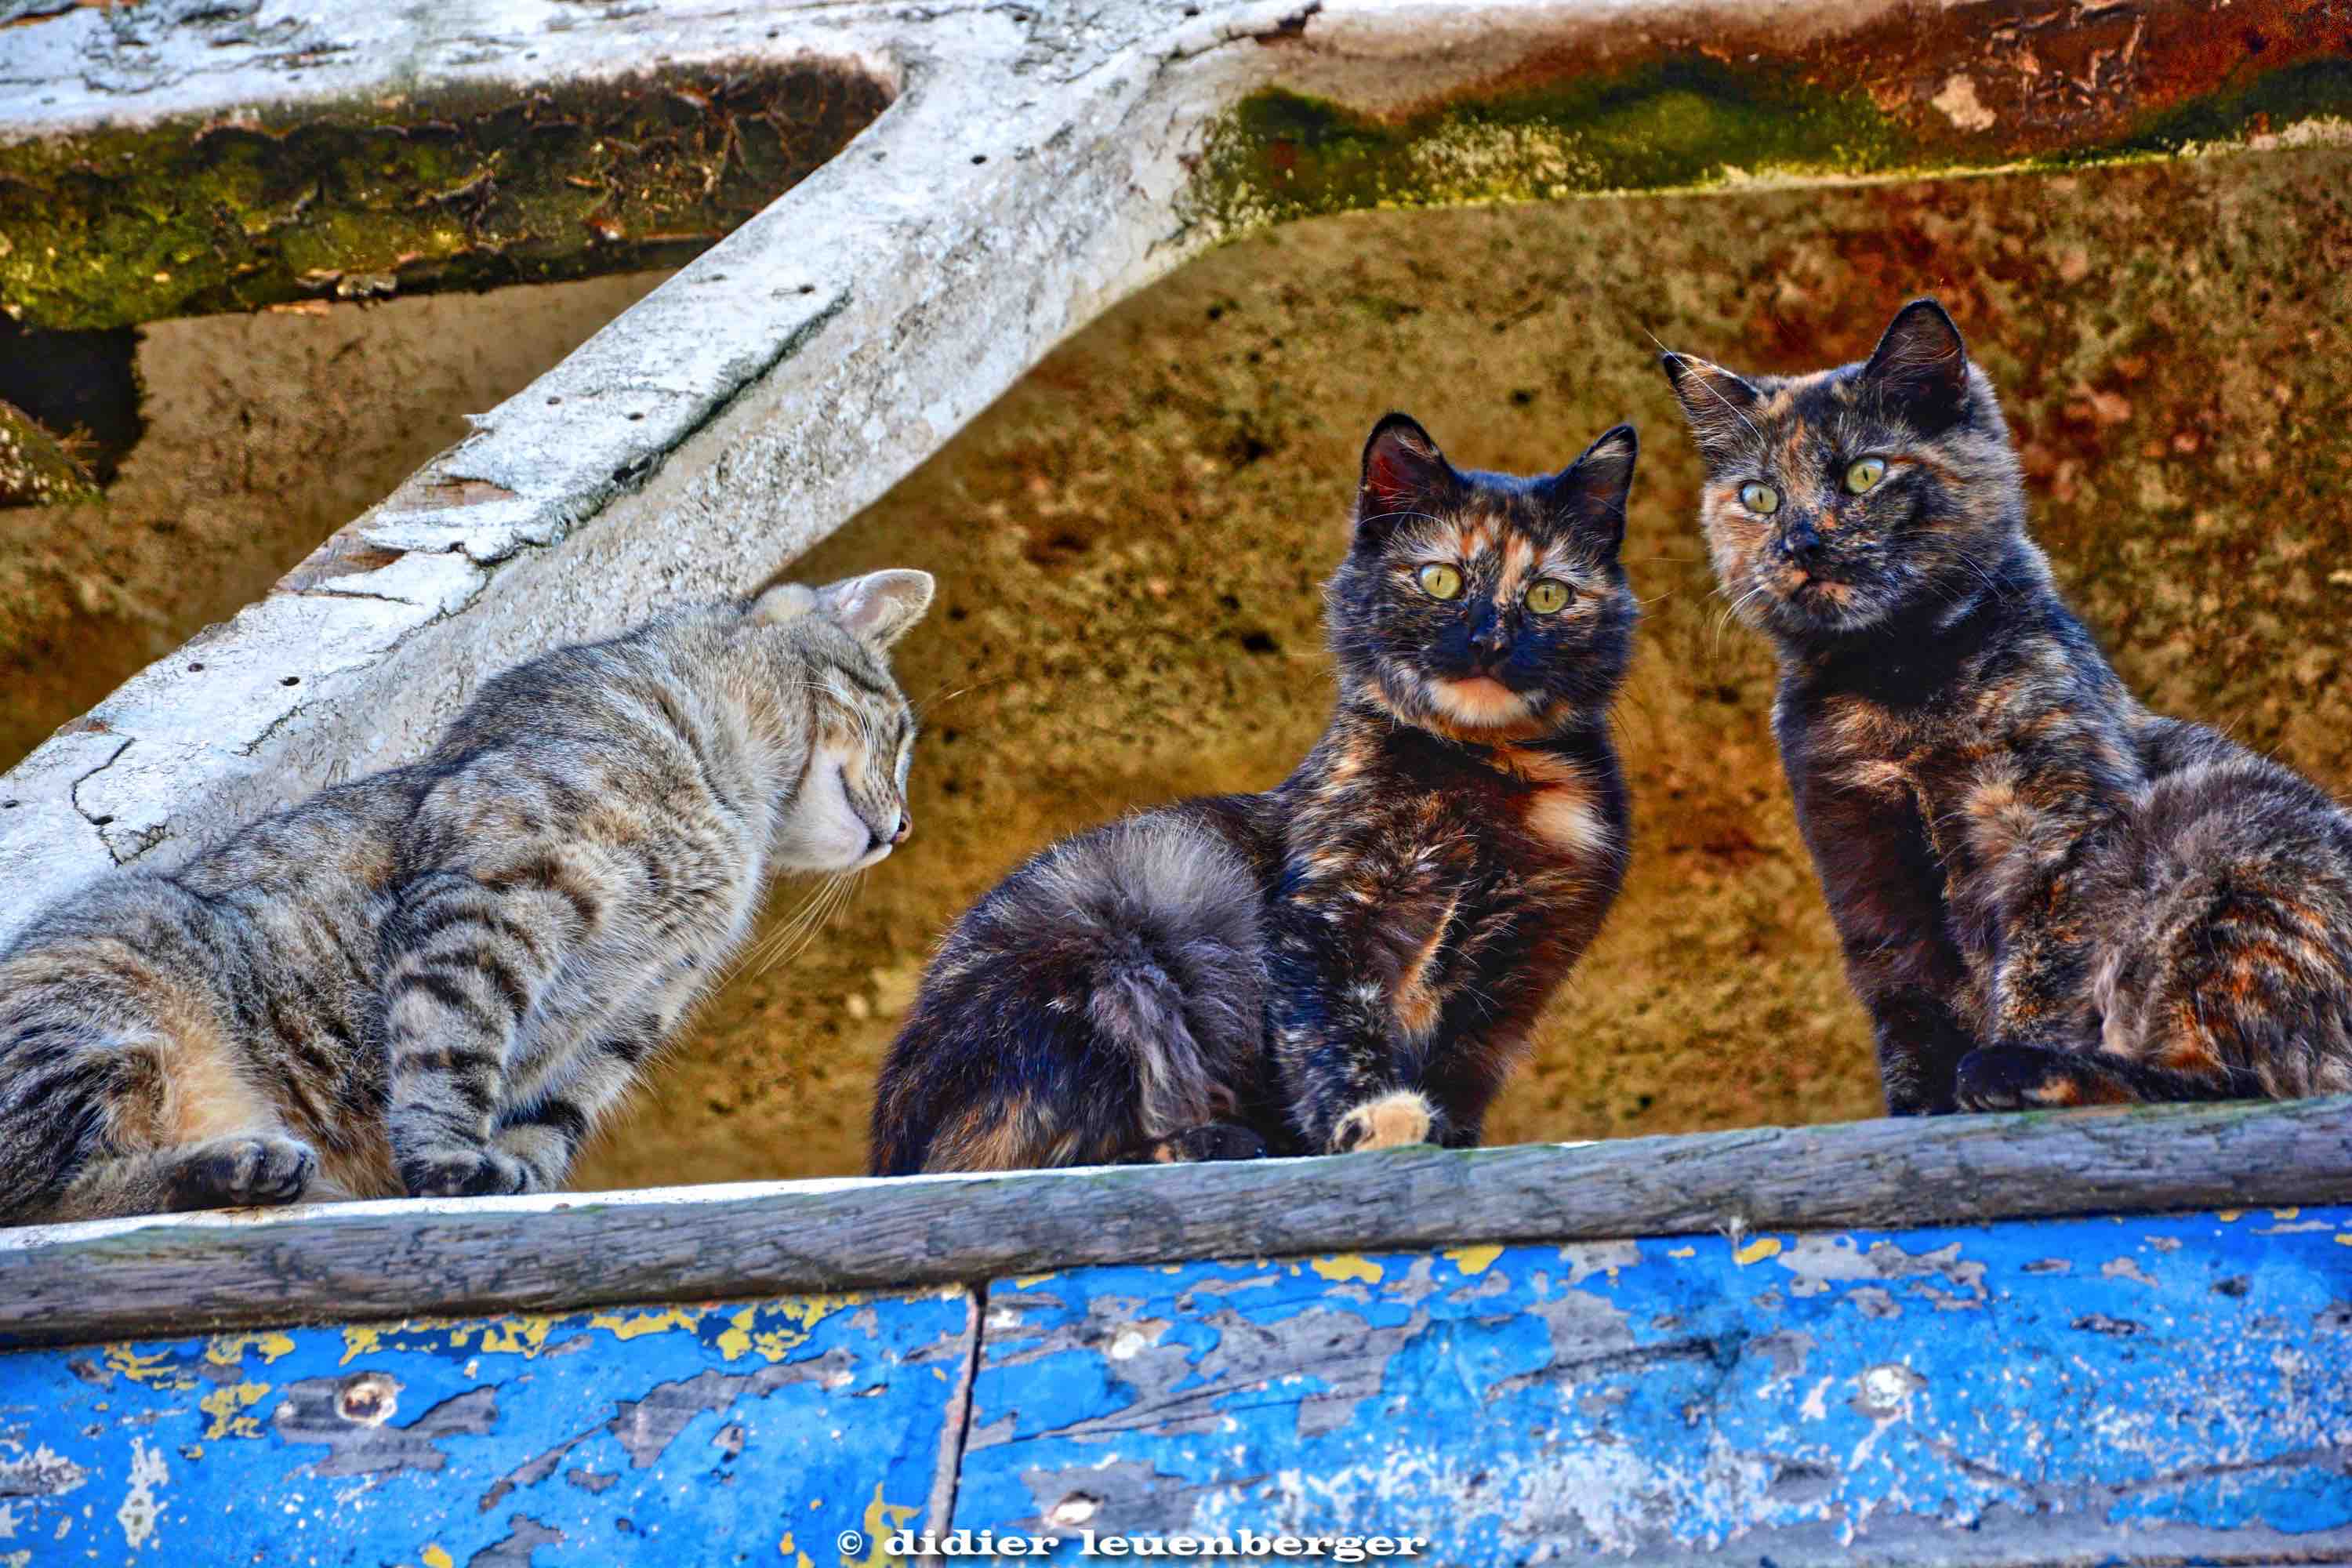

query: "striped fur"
xmin=869 ymin=416 xmax=1638 ymax=1174
xmin=1663 ymin=297 xmax=2352 ymax=1112
xmin=0 ymin=569 xmax=932 ymax=1224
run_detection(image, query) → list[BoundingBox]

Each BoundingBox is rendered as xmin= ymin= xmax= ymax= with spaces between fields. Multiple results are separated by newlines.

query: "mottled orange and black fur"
xmin=1664 ymin=298 xmax=2352 ymax=1112
xmin=0 ymin=570 xmax=932 ymax=1224
xmin=869 ymin=415 xmax=1639 ymax=1174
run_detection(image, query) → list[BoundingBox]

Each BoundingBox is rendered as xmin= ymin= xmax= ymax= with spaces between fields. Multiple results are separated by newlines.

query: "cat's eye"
xmin=1416 ymin=564 xmax=1463 ymax=601
xmin=1846 ymin=456 xmax=1888 ymax=494
xmin=1738 ymin=482 xmax=1780 ymax=515
xmin=1524 ymin=579 xmax=1573 ymax=615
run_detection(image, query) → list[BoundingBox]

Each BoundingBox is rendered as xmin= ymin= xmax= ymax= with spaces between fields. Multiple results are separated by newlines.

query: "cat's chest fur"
xmin=1276 ymin=719 xmax=1623 ymax=1050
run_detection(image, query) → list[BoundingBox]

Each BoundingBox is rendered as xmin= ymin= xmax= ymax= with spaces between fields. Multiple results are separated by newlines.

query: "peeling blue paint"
xmin=5 ymin=1210 xmax=2347 ymax=1565
xmin=0 ymin=1291 xmax=967 ymax=1566
xmin=958 ymin=1212 xmax=2352 ymax=1561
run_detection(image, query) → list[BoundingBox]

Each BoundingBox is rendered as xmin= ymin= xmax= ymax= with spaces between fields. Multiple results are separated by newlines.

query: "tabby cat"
xmin=1662 ymin=297 xmax=2352 ymax=1111
xmin=0 ymin=569 xmax=932 ymax=1224
xmin=869 ymin=414 xmax=1639 ymax=1173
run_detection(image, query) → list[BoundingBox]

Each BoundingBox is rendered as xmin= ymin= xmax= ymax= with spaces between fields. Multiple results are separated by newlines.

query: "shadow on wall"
xmin=570 ymin=143 xmax=2352 ymax=1191
xmin=0 ymin=272 xmax=673 ymax=769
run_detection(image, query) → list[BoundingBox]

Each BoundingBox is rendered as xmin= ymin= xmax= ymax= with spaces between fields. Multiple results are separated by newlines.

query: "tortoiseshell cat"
xmin=1662 ymin=298 xmax=2352 ymax=1112
xmin=870 ymin=415 xmax=1639 ymax=1173
xmin=0 ymin=570 xmax=932 ymax=1224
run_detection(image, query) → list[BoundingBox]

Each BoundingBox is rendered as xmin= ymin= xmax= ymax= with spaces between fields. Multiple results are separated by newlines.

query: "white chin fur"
xmin=776 ymin=750 xmax=885 ymax=872
xmin=1429 ymin=676 xmax=1530 ymax=728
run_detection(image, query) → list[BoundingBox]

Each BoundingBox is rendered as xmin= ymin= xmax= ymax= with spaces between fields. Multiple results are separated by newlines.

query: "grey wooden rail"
xmin=4 ymin=1095 xmax=2347 ymax=1347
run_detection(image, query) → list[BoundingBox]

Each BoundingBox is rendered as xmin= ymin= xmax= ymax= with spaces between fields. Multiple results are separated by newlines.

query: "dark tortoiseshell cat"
xmin=870 ymin=415 xmax=1639 ymax=1172
xmin=1663 ymin=297 xmax=2352 ymax=1112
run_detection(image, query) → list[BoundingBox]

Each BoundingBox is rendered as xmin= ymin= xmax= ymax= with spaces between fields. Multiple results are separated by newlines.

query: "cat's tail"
xmin=2089 ymin=743 xmax=2352 ymax=1099
xmin=869 ymin=813 xmax=1267 ymax=1175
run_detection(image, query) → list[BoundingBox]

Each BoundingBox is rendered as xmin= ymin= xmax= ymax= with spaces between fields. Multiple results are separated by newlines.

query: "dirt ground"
xmin=0 ymin=271 xmax=670 ymax=770
xmin=574 ymin=145 xmax=2352 ymax=1188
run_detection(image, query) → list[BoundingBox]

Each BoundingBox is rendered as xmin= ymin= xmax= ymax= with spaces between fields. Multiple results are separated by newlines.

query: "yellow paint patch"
xmin=1012 ymin=1272 xmax=1058 ymax=1290
xmin=851 ymin=1486 xmax=918 ymax=1568
xmin=2272 ymin=1207 xmax=2301 ymax=1220
xmin=423 ymin=1548 xmax=456 ymax=1568
xmin=339 ymin=1326 xmax=386 ymax=1367
xmin=2217 ymin=1210 xmax=2243 ymax=1222
xmin=2336 ymin=1234 xmax=2352 ymax=1247
xmin=103 ymin=1345 xmax=198 ymax=1392
xmin=475 ymin=1316 xmax=557 ymax=1356
xmin=205 ymin=1331 xmax=296 ymax=1367
xmin=587 ymin=1306 xmax=703 ymax=1341
xmin=1445 ymin=1244 xmax=1504 ymax=1276
xmin=1668 ymin=1246 xmax=1697 ymax=1259
xmin=199 ymin=1381 xmax=272 ymax=1439
xmin=779 ymin=1529 xmax=814 ymax=1568
xmin=1310 ymin=1254 xmax=1385 ymax=1284
xmin=1733 ymin=1236 xmax=1784 ymax=1266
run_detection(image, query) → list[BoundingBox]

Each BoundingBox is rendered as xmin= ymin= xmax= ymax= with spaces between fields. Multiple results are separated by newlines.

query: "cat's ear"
xmin=1356 ymin=412 xmax=1459 ymax=538
xmin=1544 ymin=423 xmax=1638 ymax=554
xmin=751 ymin=582 xmax=817 ymax=623
xmin=1658 ymin=352 xmax=1763 ymax=467
xmin=816 ymin=568 xmax=935 ymax=650
xmin=1861 ymin=297 xmax=1971 ymax=433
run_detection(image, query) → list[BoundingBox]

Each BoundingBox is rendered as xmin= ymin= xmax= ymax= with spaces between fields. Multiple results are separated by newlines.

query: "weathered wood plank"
xmin=955 ymin=1209 xmax=2352 ymax=1566
xmin=0 ymin=1286 xmax=972 ymax=1565
xmin=4 ymin=1098 xmax=2350 ymax=1346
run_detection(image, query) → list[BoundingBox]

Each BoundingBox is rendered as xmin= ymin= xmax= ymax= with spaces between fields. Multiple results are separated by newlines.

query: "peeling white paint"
xmin=114 ymin=1438 xmax=168 ymax=1551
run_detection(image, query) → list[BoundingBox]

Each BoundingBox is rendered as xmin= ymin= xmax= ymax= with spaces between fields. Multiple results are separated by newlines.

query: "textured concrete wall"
xmin=578 ymin=143 xmax=2352 ymax=1186
xmin=0 ymin=273 xmax=670 ymax=769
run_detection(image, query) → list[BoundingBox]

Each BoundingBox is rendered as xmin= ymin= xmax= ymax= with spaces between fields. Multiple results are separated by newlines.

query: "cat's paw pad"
xmin=172 ymin=1134 xmax=318 ymax=1210
xmin=1152 ymin=1122 xmax=1269 ymax=1163
xmin=401 ymin=1149 xmax=532 ymax=1199
xmin=1329 ymin=1091 xmax=1438 ymax=1154
xmin=1956 ymin=1044 xmax=2106 ymax=1111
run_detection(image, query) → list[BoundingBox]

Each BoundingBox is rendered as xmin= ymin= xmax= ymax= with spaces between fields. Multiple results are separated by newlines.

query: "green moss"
xmin=1186 ymin=60 xmax=1909 ymax=234
xmin=0 ymin=400 xmax=97 ymax=508
xmin=2079 ymin=58 xmax=2352 ymax=160
xmin=1185 ymin=56 xmax=2352 ymax=238
xmin=0 ymin=64 xmax=890 ymax=332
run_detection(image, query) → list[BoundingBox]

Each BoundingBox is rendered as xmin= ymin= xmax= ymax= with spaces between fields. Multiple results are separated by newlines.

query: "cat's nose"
xmin=891 ymin=813 xmax=913 ymax=845
xmin=1468 ymin=619 xmax=1511 ymax=662
xmin=1779 ymin=520 xmax=1824 ymax=568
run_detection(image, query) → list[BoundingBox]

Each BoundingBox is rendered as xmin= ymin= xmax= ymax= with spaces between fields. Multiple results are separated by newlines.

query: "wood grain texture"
xmin=4 ymin=1097 xmax=2350 ymax=1346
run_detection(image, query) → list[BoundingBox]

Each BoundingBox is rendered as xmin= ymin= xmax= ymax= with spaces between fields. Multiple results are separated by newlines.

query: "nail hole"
xmin=797 ymin=284 xmax=815 ymax=295
xmin=546 ymin=395 xmax=562 ymax=405
xmin=2 ymin=801 xmax=17 ymax=810
xmin=281 ymin=676 xmax=300 ymax=687
xmin=187 ymin=662 xmax=204 ymax=673
xmin=971 ymin=154 xmax=988 ymax=165
xmin=626 ymin=412 xmax=644 ymax=422
xmin=92 ymin=815 xmax=113 ymax=826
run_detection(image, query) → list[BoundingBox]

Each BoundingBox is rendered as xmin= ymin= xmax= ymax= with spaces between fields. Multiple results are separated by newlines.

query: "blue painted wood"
xmin=956 ymin=1209 xmax=2352 ymax=1565
xmin=0 ymin=1288 xmax=970 ymax=1566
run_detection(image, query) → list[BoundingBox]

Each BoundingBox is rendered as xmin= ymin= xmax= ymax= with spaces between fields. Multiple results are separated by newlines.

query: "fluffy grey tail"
xmin=1040 ymin=818 xmax=1266 ymax=1131
xmin=871 ymin=813 xmax=1267 ymax=1174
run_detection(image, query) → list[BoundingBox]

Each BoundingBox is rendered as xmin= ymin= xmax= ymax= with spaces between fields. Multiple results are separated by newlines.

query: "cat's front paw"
xmin=400 ymin=1148 xmax=533 ymax=1199
xmin=1328 ymin=1090 xmax=1441 ymax=1154
xmin=169 ymin=1134 xmax=319 ymax=1210
xmin=1956 ymin=1044 xmax=2125 ymax=1112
